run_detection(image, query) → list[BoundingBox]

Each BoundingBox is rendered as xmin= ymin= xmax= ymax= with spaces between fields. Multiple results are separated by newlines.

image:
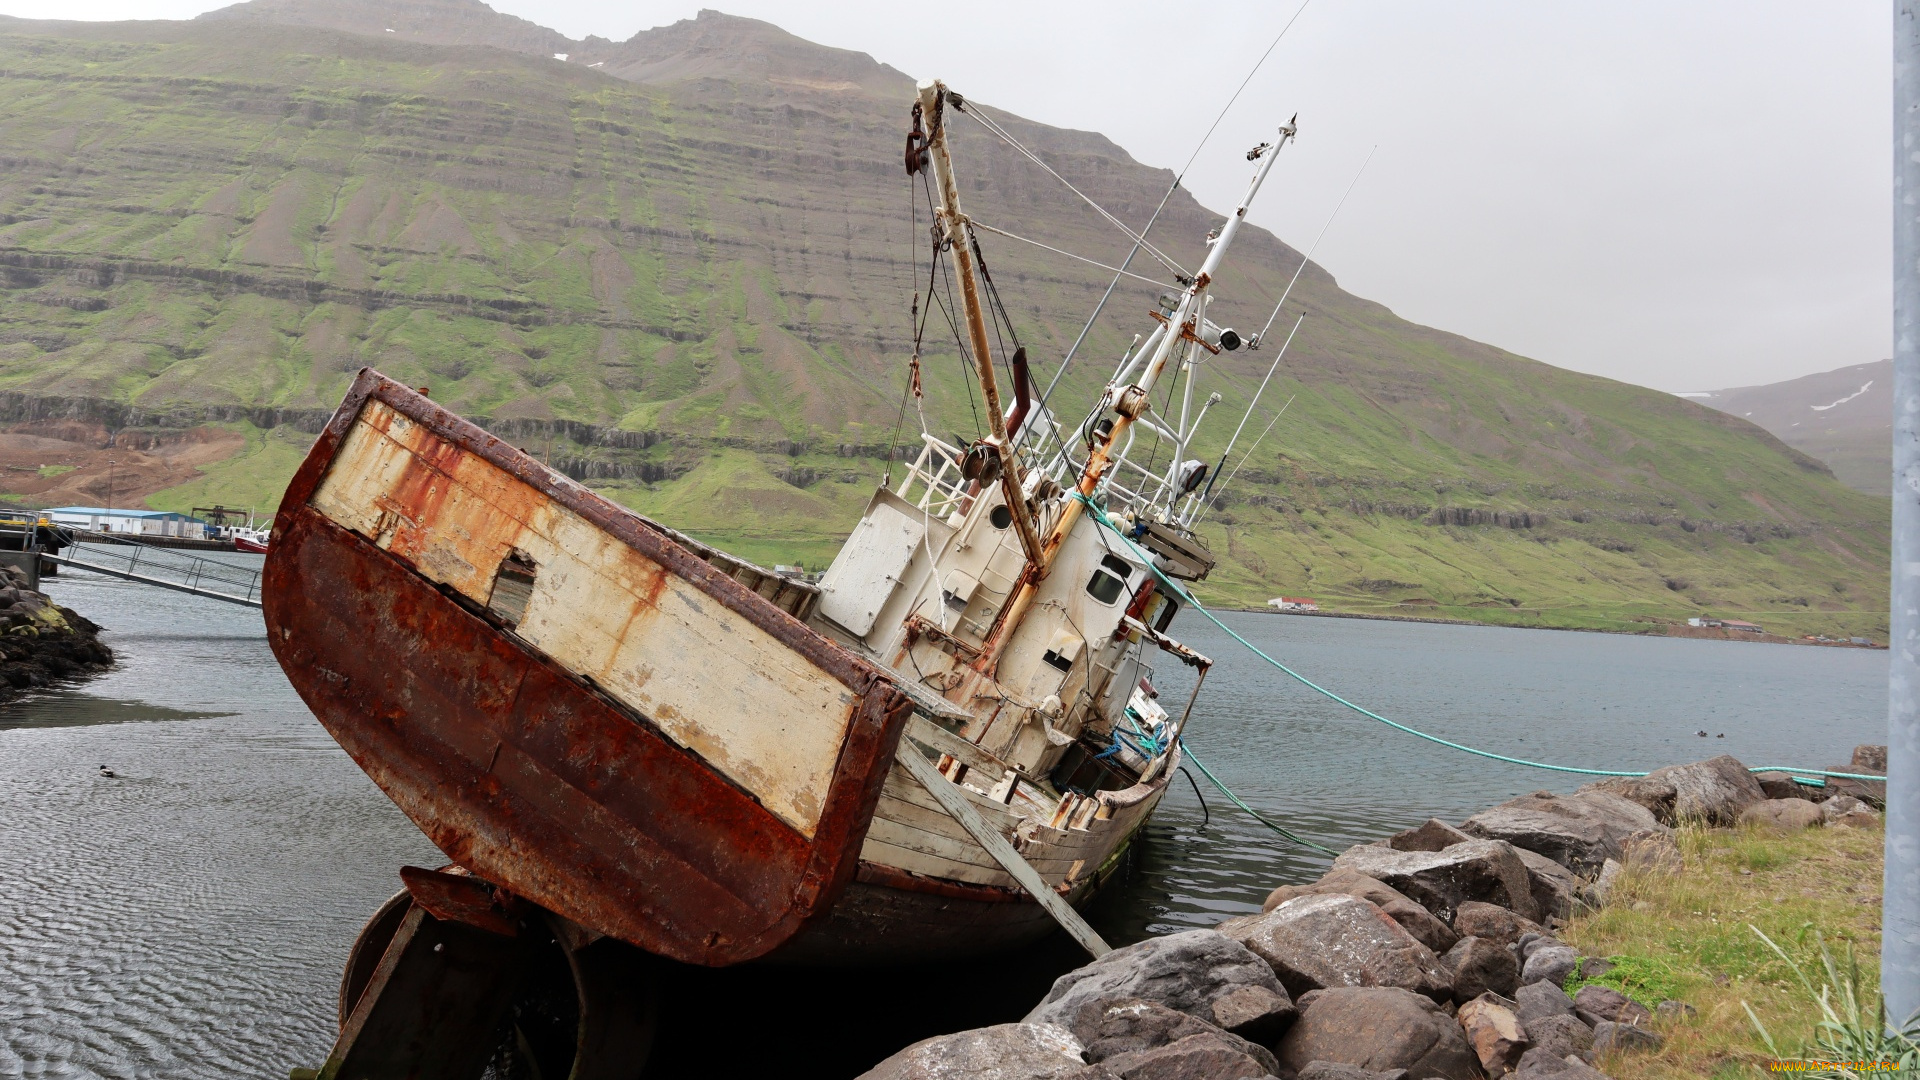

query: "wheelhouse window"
xmin=1085 ymin=553 xmax=1134 ymax=606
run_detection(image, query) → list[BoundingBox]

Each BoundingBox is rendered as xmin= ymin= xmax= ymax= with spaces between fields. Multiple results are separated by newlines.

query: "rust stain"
xmin=265 ymin=370 xmax=915 ymax=966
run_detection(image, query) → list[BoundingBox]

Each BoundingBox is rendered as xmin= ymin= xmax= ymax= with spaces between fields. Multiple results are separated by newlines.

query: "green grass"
xmin=143 ymin=425 xmax=310 ymax=519
xmin=1565 ymin=953 xmax=1689 ymax=1009
xmin=1561 ymin=822 xmax=1887 ymax=1079
xmin=35 ymin=464 xmax=74 ymax=478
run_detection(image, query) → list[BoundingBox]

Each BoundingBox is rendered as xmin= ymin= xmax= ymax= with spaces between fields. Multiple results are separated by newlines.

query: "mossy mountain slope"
xmin=0 ymin=9 xmax=1890 ymax=634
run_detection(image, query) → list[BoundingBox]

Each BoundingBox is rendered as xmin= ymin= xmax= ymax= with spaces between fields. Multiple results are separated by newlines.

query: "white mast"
xmin=979 ymin=121 xmax=1296 ymax=664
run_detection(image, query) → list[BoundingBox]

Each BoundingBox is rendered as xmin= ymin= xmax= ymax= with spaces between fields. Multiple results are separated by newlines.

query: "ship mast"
xmin=916 ymin=80 xmax=1044 ymax=568
xmin=977 ymin=121 xmax=1295 ymax=667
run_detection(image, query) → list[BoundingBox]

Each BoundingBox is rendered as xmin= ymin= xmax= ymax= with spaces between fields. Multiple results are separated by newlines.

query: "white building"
xmin=1269 ymin=596 xmax=1320 ymax=612
xmin=45 ymin=507 xmax=210 ymax=540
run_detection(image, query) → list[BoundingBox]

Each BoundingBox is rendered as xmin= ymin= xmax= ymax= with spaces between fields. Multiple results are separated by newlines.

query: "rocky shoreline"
xmin=0 ymin=562 xmax=113 ymax=699
xmin=861 ymin=749 xmax=1886 ymax=1080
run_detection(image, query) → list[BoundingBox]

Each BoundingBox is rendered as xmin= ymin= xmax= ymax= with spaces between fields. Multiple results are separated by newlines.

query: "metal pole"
xmin=917 ymin=79 xmax=1044 ymax=568
xmin=1889 ymin=0 xmax=1920 ymax=1029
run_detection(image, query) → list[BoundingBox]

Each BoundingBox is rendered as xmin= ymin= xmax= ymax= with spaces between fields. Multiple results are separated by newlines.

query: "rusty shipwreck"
xmin=272 ymin=79 xmax=1302 ymax=1077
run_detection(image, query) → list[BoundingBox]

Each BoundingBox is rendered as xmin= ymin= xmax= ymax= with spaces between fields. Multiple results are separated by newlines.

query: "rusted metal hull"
xmin=266 ymin=370 xmax=914 ymax=966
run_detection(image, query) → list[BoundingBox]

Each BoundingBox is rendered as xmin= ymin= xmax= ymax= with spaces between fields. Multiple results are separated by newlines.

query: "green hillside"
xmin=0 ymin=8 xmax=1890 ymax=637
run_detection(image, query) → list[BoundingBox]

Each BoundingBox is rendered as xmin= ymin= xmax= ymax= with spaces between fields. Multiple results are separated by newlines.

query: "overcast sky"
xmin=0 ymin=1 xmax=1890 ymax=393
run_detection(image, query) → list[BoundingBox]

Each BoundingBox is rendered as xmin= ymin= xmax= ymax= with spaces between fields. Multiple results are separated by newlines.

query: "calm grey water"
xmin=0 ymin=560 xmax=1889 ymax=1077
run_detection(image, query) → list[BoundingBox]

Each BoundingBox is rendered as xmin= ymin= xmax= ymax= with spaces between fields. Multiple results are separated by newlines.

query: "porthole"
xmin=990 ymin=505 xmax=1013 ymax=530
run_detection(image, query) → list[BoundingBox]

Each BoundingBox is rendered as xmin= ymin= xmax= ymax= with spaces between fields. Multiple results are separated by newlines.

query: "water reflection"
xmin=0 ymin=690 xmax=233 ymax=731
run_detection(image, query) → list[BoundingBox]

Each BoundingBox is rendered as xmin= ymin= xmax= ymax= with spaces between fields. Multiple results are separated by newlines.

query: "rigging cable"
xmin=1181 ymin=740 xmax=1336 ymax=854
xmin=1040 ymin=0 xmax=1317 ymax=409
xmin=1073 ymin=492 xmax=1889 ymax=784
xmin=961 ymin=105 xmax=1190 ymax=281
xmin=1252 ymin=145 xmax=1376 ymax=348
xmin=968 ymin=231 xmax=1023 ymax=390
xmin=1191 ymin=317 xmax=1304 ymax=524
xmin=1196 ymin=315 xmax=1302 ymax=509
xmin=885 ymin=166 xmax=929 ymax=482
xmin=1193 ymin=390 xmax=1294 ymax=529
xmin=922 ymin=173 xmax=983 ymax=434
xmin=1176 ymin=765 xmax=1211 ymax=828
xmin=968 ymin=221 xmax=1171 ymax=289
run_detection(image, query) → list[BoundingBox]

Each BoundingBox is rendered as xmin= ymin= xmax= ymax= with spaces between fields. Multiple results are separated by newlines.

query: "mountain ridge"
xmin=1686 ymin=360 xmax=1889 ymax=495
xmin=0 ymin=6 xmax=1891 ymax=636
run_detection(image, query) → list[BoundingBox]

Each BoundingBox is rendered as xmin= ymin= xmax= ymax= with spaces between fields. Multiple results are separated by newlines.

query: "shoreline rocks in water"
xmin=860 ymin=746 xmax=1886 ymax=1080
xmin=0 ymin=562 xmax=111 ymax=698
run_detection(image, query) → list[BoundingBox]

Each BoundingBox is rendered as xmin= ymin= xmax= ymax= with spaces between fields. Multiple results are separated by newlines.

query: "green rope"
xmin=1180 ymin=738 xmax=1339 ymax=855
xmin=1072 ymin=494 xmax=1890 ymax=784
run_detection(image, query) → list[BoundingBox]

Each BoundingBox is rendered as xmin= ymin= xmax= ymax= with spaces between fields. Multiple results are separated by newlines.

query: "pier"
xmin=43 ymin=529 xmax=262 ymax=608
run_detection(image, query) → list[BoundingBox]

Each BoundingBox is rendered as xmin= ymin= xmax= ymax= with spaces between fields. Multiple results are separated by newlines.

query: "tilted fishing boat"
xmin=271 ymin=78 xmax=1298 ymax=1077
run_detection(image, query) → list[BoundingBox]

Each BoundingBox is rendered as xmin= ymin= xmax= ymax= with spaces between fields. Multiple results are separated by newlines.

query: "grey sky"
xmin=1 ymin=1 xmax=1888 ymax=393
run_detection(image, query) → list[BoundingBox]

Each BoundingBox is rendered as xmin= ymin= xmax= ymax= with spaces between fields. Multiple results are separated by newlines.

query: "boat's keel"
xmin=303 ymin=867 xmax=658 ymax=1080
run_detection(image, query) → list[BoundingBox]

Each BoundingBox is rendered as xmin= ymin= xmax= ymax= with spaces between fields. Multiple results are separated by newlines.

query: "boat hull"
xmin=265 ymin=371 xmax=915 ymax=966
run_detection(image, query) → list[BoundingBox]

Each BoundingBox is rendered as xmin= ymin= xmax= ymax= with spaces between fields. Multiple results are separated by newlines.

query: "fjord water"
xmin=0 ymin=562 xmax=1887 ymax=1077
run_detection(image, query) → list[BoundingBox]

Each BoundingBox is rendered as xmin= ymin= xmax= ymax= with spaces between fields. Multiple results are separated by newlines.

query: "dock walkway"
xmin=45 ymin=529 xmax=262 ymax=608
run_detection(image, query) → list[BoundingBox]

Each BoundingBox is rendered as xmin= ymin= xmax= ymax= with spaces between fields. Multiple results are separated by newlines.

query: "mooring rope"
xmin=1180 ymin=739 xmax=1338 ymax=855
xmin=1072 ymin=494 xmax=1891 ymax=784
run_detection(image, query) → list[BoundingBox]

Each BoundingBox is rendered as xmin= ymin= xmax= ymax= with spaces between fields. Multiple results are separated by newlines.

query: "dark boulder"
xmin=1386 ymin=818 xmax=1475 ymax=852
xmin=1067 ymin=999 xmax=1216 ymax=1062
xmin=1755 ymin=772 xmax=1824 ymax=802
xmin=1025 ymin=931 xmax=1295 ymax=1042
xmin=1619 ymin=827 xmax=1683 ymax=871
xmin=1261 ymin=868 xmax=1457 ymax=953
xmin=1592 ymin=1020 xmax=1663 ymax=1054
xmin=1578 ymin=776 xmax=1675 ymax=823
xmin=1739 ymin=799 xmax=1823 ymax=831
xmin=1460 ymin=790 xmax=1664 ymax=876
xmin=1220 ymin=894 xmax=1451 ymax=1001
xmin=1827 ymin=745 xmax=1888 ymax=807
xmin=1452 ymin=902 xmax=1544 ymax=947
xmin=856 ymin=1023 xmax=1099 ymax=1080
xmin=1296 ymin=1064 xmax=1409 ymax=1080
xmin=1445 ymin=936 xmax=1520 ymax=1001
xmin=1520 ymin=946 xmax=1580 ymax=988
xmin=1822 ymin=795 xmax=1882 ymax=828
xmin=1205 ymin=984 xmax=1297 ymax=1045
xmin=1331 ymin=838 xmax=1540 ymax=923
xmin=1512 ymin=1049 xmax=1606 ymax=1079
xmin=1512 ymin=982 xmax=1575 ymax=1026
xmin=1570 ymin=985 xmax=1650 ymax=1026
xmin=1511 ymin=848 xmax=1579 ymax=923
xmin=1854 ymin=744 xmax=1889 ymax=773
xmin=1276 ymin=987 xmax=1482 ymax=1080
xmin=1588 ymin=756 xmax=1764 ymax=825
xmin=1066 ymin=999 xmax=1278 ymax=1076
xmin=1654 ymin=1000 xmax=1696 ymax=1023
xmin=1520 ymin=1014 xmax=1593 ymax=1062
xmin=1099 ymin=1032 xmax=1279 ymax=1080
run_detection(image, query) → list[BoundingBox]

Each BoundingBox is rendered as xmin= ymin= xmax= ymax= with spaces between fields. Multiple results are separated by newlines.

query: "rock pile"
xmin=860 ymin=749 xmax=1885 ymax=1080
xmin=0 ymin=563 xmax=110 ymax=696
